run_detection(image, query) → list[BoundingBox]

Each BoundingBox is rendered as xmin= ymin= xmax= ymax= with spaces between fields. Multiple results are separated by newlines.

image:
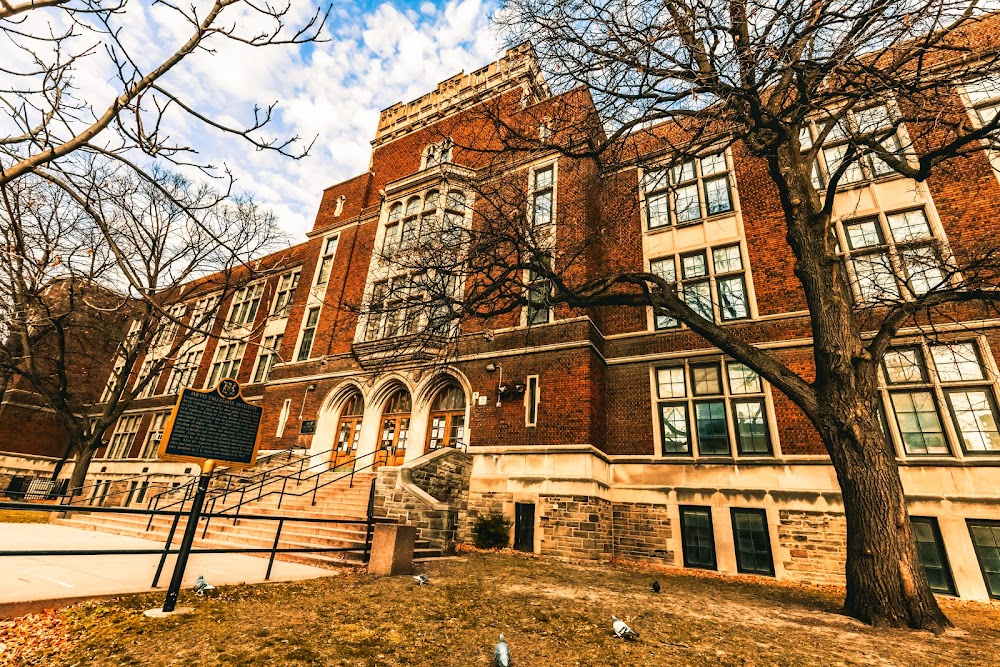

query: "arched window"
xmin=402 ymin=198 xmax=421 ymax=247
xmin=333 ymin=391 xmax=364 ymax=470
xmin=426 ymin=384 xmax=466 ymax=452
xmin=379 ymin=388 xmax=412 ymax=467
xmin=388 ymin=202 xmax=403 ymax=221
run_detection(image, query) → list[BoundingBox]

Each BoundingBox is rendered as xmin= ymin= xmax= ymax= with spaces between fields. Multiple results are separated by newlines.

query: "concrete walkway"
xmin=0 ymin=522 xmax=337 ymax=612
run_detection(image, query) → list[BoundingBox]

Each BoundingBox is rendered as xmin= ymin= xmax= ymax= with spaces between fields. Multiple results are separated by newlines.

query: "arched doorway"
xmin=426 ymin=384 xmax=466 ymax=453
xmin=332 ymin=391 xmax=363 ymax=471
xmin=378 ymin=388 xmax=411 ymax=468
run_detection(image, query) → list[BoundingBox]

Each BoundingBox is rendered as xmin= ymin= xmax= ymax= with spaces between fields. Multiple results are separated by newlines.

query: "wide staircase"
xmin=54 ymin=467 xmax=445 ymax=569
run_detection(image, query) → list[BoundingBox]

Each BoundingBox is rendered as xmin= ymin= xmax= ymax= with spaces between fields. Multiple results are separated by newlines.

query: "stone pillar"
xmin=368 ymin=524 xmax=416 ymax=576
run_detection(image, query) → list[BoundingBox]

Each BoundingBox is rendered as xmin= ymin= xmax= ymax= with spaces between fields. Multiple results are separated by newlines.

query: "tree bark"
xmin=67 ymin=444 xmax=95 ymax=497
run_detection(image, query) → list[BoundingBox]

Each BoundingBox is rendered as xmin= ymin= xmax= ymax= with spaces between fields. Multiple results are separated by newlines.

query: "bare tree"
xmin=363 ymin=5 xmax=1000 ymax=631
xmin=0 ymin=162 xmax=283 ymax=493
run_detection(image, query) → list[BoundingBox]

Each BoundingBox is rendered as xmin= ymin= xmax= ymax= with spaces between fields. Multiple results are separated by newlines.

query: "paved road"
xmin=0 ymin=522 xmax=336 ymax=607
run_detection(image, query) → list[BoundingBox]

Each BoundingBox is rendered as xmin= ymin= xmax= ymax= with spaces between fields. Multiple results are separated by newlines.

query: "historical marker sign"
xmin=157 ymin=379 xmax=262 ymax=468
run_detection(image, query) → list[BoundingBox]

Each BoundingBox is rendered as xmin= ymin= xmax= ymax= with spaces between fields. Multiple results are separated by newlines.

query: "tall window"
xmin=963 ymin=75 xmax=1000 ymax=126
xmin=135 ymin=358 xmax=162 ymax=398
xmin=188 ymin=294 xmax=220 ymax=342
xmin=206 ymin=341 xmax=246 ymax=387
xmin=654 ymin=359 xmax=772 ymax=457
xmin=271 ymin=271 xmax=300 ymax=318
xmin=276 ymin=398 xmax=292 ymax=437
xmin=252 ymin=334 xmax=284 ymax=383
xmin=106 ymin=414 xmax=142 ymax=459
xmin=151 ymin=303 xmax=186 ymax=349
xmin=140 ymin=412 xmax=169 ymax=458
xmin=642 ymin=151 xmax=732 ymax=230
xmin=531 ymin=165 xmax=554 ymax=227
xmin=838 ymin=208 xmax=947 ymax=304
xmin=650 ymin=243 xmax=750 ymax=328
xmin=379 ymin=389 xmax=412 ymax=467
xmin=426 ymin=384 xmax=466 ymax=452
xmin=882 ymin=340 xmax=1000 ymax=456
xmin=525 ymin=375 xmax=539 ymax=427
xmin=911 ymin=517 xmax=955 ymax=595
xmin=679 ymin=506 xmax=716 ymax=570
xmin=801 ymin=104 xmax=906 ymax=189
xmin=315 ymin=237 xmax=339 ymax=285
xmin=969 ymin=520 xmax=1000 ymax=599
xmin=297 ymin=307 xmax=320 ymax=361
xmin=335 ymin=392 xmax=364 ymax=463
xmin=167 ymin=349 xmax=203 ymax=394
xmin=226 ymin=283 xmax=264 ymax=328
xmin=731 ymin=508 xmax=774 ymax=575
xmin=525 ymin=254 xmax=553 ymax=325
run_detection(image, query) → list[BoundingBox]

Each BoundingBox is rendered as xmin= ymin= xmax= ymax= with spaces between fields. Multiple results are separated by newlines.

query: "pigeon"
xmin=193 ymin=575 xmax=216 ymax=596
xmin=652 ymin=580 xmax=660 ymax=593
xmin=413 ymin=573 xmax=430 ymax=585
xmin=493 ymin=633 xmax=511 ymax=667
xmin=611 ymin=616 xmax=639 ymax=640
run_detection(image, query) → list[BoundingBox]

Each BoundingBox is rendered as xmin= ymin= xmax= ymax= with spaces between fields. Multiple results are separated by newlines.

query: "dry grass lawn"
xmin=0 ymin=510 xmax=51 ymax=524
xmin=6 ymin=551 xmax=1000 ymax=666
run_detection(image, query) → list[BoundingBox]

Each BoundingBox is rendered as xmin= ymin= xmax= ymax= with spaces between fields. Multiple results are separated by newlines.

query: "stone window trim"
xmin=524 ymin=375 xmax=540 ymax=427
xmin=522 ymin=253 xmax=555 ymax=327
xmin=270 ymin=270 xmax=300 ymax=319
xmin=99 ymin=355 xmax=126 ymax=404
xmin=151 ymin=303 xmax=187 ymax=351
xmin=528 ymin=160 xmax=557 ymax=230
xmin=421 ymin=138 xmax=453 ymax=170
xmin=206 ymin=341 xmax=247 ymax=388
xmin=799 ymin=101 xmax=914 ymax=191
xmin=225 ymin=282 xmax=265 ymax=330
xmin=252 ymin=333 xmax=284 ymax=384
xmin=275 ymin=398 xmax=292 ymax=438
xmin=649 ymin=355 xmax=779 ymax=460
xmin=134 ymin=357 xmax=163 ymax=399
xmin=314 ymin=236 xmax=340 ymax=286
xmin=639 ymin=148 xmax=735 ymax=232
xmin=139 ymin=411 xmax=170 ymax=459
xmin=166 ymin=348 xmax=203 ymax=394
xmin=835 ymin=206 xmax=955 ymax=306
xmin=879 ymin=336 xmax=1000 ymax=459
xmin=295 ymin=306 xmax=321 ymax=361
xmin=731 ymin=507 xmax=776 ymax=576
xmin=647 ymin=241 xmax=757 ymax=329
xmin=679 ymin=505 xmax=717 ymax=570
xmin=910 ymin=516 xmax=957 ymax=596
xmin=106 ymin=414 xmax=142 ymax=459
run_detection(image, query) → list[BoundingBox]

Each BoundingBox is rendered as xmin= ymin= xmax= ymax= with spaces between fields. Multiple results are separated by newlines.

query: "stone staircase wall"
xmin=371 ymin=448 xmax=472 ymax=553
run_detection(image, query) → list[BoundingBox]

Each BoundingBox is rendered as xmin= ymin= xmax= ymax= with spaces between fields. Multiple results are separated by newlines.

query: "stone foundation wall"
xmin=372 ymin=449 xmax=473 ymax=552
xmin=538 ymin=495 xmax=613 ymax=559
xmin=611 ymin=502 xmax=674 ymax=565
xmin=777 ymin=509 xmax=847 ymax=586
xmin=462 ymin=491 xmax=515 ymax=544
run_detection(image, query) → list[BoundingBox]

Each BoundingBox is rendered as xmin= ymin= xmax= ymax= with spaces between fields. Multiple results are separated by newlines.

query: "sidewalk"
xmin=0 ymin=522 xmax=337 ymax=614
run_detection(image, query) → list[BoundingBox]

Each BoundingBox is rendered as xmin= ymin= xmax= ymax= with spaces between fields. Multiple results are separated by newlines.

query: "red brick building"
xmin=7 ymin=40 xmax=1000 ymax=601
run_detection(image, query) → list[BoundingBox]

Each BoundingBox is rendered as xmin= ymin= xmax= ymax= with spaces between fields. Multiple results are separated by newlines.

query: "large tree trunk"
xmin=67 ymin=444 xmax=96 ymax=497
xmin=818 ymin=391 xmax=950 ymax=632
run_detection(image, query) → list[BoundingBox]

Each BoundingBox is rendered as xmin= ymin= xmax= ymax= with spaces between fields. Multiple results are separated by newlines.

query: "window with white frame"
xmin=801 ymin=104 xmax=907 ymax=189
xmin=642 ymin=151 xmax=733 ymax=230
xmin=252 ymin=334 xmax=284 ymax=383
xmin=315 ymin=237 xmax=339 ymax=285
xmin=531 ymin=165 xmax=555 ymax=228
xmin=962 ymin=75 xmax=1000 ymax=127
xmin=134 ymin=358 xmax=162 ymax=398
xmin=106 ymin=414 xmax=142 ymax=459
xmin=188 ymin=294 xmax=220 ymax=342
xmin=649 ymin=243 xmax=750 ymax=328
xmin=99 ymin=356 xmax=126 ymax=403
xmin=139 ymin=411 xmax=169 ymax=458
xmin=151 ymin=303 xmax=186 ymax=349
xmin=226 ymin=283 xmax=264 ymax=329
xmin=206 ymin=342 xmax=246 ymax=387
xmin=297 ymin=307 xmax=320 ymax=361
xmin=276 ymin=398 xmax=292 ymax=437
xmin=271 ymin=271 xmax=300 ymax=318
xmin=837 ymin=208 xmax=948 ymax=305
xmin=654 ymin=359 xmax=773 ymax=457
xmin=882 ymin=340 xmax=1000 ymax=456
xmin=166 ymin=349 xmax=202 ymax=394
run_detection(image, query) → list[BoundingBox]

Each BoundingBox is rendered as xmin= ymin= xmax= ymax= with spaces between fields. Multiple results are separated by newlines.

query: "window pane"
xmin=823 ymin=145 xmax=864 ymax=184
xmin=695 ymin=401 xmax=729 ymax=455
xmin=886 ymin=210 xmax=932 ymax=243
xmin=718 ymin=276 xmax=749 ymax=320
xmin=659 ymin=404 xmax=690 ymax=454
xmin=701 ymin=152 xmax=727 ymax=176
xmin=932 ymin=343 xmax=984 ymax=382
xmin=844 ymin=219 xmax=883 ymax=249
xmin=852 ymin=253 xmax=900 ymax=302
xmin=704 ymin=176 xmax=732 ymax=215
xmin=674 ymin=184 xmax=701 ymax=222
xmin=533 ymin=190 xmax=552 ymax=227
xmin=712 ymin=245 xmax=743 ymax=273
xmin=855 ymin=105 xmax=892 ymax=134
xmin=734 ymin=400 xmax=771 ymax=454
xmin=799 ymin=126 xmax=813 ymax=149
xmin=969 ymin=521 xmax=1000 ymax=598
xmin=683 ymin=280 xmax=713 ymax=320
xmin=902 ymin=246 xmax=944 ymax=295
xmin=947 ymin=390 xmax=1000 ymax=453
xmin=911 ymin=518 xmax=955 ymax=594
xmin=651 ymin=258 xmax=676 ymax=282
xmin=405 ymin=197 xmax=420 ymax=216
xmin=680 ymin=507 xmax=716 ymax=569
xmin=671 ymin=160 xmax=696 ymax=183
xmin=890 ymin=391 xmax=948 ymax=455
xmin=978 ymin=103 xmax=1000 ymax=125
xmin=691 ymin=364 xmax=721 ymax=395
xmin=534 ymin=167 xmax=553 ymax=189
xmin=727 ymin=363 xmax=762 ymax=394
xmin=965 ymin=76 xmax=1000 ymax=106
xmin=656 ymin=367 xmax=686 ymax=398
xmin=883 ymin=348 xmax=924 ymax=383
xmin=870 ymin=134 xmax=903 ymax=177
xmin=682 ymin=252 xmax=708 ymax=279
xmin=647 ymin=192 xmax=671 ymax=228
xmin=643 ymin=169 xmax=669 ymax=192
xmin=732 ymin=509 xmax=774 ymax=575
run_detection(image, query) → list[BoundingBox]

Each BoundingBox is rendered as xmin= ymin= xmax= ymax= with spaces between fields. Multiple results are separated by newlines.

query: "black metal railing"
xmin=0 ymin=498 xmax=377 ymax=583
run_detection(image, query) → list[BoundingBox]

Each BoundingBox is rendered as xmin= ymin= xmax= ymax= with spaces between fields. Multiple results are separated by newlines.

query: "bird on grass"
xmin=611 ymin=616 xmax=639 ymax=640
xmin=652 ymin=580 xmax=660 ymax=593
xmin=493 ymin=634 xmax=511 ymax=667
xmin=194 ymin=575 xmax=216 ymax=596
xmin=413 ymin=573 xmax=430 ymax=585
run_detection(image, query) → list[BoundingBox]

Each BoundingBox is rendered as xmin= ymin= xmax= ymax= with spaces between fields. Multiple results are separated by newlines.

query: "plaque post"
xmin=161 ymin=459 xmax=215 ymax=613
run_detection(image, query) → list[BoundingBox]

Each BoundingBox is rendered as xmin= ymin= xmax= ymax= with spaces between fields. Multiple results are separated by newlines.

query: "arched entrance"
xmin=377 ymin=388 xmax=411 ymax=468
xmin=332 ymin=391 xmax=363 ymax=471
xmin=426 ymin=384 xmax=466 ymax=453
